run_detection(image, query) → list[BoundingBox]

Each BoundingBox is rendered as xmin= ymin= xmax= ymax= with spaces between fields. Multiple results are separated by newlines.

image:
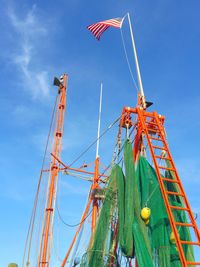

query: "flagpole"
xmin=96 ymin=82 xmax=103 ymax=159
xmin=127 ymin=13 xmax=146 ymax=109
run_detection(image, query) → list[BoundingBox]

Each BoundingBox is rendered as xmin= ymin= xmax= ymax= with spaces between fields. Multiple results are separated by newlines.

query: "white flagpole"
xmin=96 ymin=83 xmax=103 ymax=159
xmin=127 ymin=13 xmax=146 ymax=108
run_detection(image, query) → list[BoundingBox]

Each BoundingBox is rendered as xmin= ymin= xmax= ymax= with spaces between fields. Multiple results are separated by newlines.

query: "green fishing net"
xmin=81 ymin=139 xmax=194 ymax=267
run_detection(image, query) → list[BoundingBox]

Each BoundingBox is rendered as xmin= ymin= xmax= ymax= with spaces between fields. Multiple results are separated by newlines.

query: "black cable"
xmin=68 ymin=116 xmax=121 ymax=168
xmin=22 ymin=93 xmax=59 ymax=267
xmin=99 ymin=126 xmax=137 ymax=179
xmin=56 ymin=199 xmax=93 ymax=227
xmin=57 ymin=124 xmax=136 ymax=228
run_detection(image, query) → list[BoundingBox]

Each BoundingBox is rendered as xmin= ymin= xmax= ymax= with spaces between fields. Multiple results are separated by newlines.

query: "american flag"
xmin=87 ymin=17 xmax=124 ymax=40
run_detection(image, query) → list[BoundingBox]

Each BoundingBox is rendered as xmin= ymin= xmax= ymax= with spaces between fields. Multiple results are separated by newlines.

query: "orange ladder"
xmin=136 ymin=107 xmax=200 ymax=266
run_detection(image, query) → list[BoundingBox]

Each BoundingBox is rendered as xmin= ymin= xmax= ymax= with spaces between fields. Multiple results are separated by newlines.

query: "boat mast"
xmin=38 ymin=74 xmax=68 ymax=266
xmin=92 ymin=83 xmax=103 ymax=234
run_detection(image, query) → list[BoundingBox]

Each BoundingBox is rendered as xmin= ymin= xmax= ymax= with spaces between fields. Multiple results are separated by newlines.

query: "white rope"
xmin=51 ymin=174 xmax=63 ymax=263
xmin=64 ymin=171 xmax=93 ymax=182
xmin=144 ymin=184 xmax=159 ymax=207
xmin=48 ymin=173 xmax=59 ymax=264
xmin=120 ymin=28 xmax=139 ymax=92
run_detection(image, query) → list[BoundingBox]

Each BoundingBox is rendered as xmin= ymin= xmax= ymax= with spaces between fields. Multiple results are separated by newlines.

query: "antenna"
xmin=96 ymin=83 xmax=103 ymax=158
xmin=127 ymin=13 xmax=146 ymax=109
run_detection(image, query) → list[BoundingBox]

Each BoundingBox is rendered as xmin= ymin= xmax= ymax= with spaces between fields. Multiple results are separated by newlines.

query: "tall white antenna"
xmin=127 ymin=13 xmax=146 ymax=108
xmin=96 ymin=83 xmax=103 ymax=159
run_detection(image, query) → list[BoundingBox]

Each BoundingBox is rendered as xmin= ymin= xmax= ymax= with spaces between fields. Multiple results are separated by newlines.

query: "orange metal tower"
xmin=38 ymin=74 xmax=68 ymax=266
xmin=118 ymin=95 xmax=200 ymax=267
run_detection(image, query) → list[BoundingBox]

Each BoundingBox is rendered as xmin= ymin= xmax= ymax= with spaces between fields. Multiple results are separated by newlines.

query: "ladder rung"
xmin=180 ymin=240 xmax=200 ymax=245
xmin=158 ymin=166 xmax=175 ymax=171
xmin=143 ymin=113 xmax=154 ymax=118
xmin=161 ymin=177 xmax=179 ymax=183
xmin=155 ymin=155 xmax=171 ymax=160
xmin=187 ymin=262 xmax=200 ymax=265
xmin=149 ymin=136 xmax=163 ymax=141
xmin=152 ymin=145 xmax=167 ymax=150
xmin=165 ymin=191 xmax=184 ymax=197
xmin=147 ymin=128 xmax=159 ymax=133
xmin=175 ymin=222 xmax=194 ymax=227
xmin=170 ymin=205 xmax=189 ymax=211
xmin=146 ymin=121 xmax=158 ymax=126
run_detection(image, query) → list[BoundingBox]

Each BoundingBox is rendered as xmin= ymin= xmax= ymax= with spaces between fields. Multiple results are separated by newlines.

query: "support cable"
xmin=100 ymin=125 xmax=136 ymax=178
xmin=68 ymin=116 xmax=120 ymax=168
xmin=56 ymin=186 xmax=92 ymax=228
xmin=120 ymin=28 xmax=139 ymax=92
xmin=22 ymin=93 xmax=59 ymax=267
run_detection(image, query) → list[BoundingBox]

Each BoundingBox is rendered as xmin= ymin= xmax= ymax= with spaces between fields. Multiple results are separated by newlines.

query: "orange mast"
xmin=91 ymin=83 xmax=102 ymax=234
xmin=91 ymin=156 xmax=100 ymax=234
xmin=38 ymin=74 xmax=68 ymax=267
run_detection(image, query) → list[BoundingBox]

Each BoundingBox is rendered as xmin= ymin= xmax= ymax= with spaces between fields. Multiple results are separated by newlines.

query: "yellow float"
xmin=170 ymin=231 xmax=179 ymax=244
xmin=140 ymin=207 xmax=151 ymax=220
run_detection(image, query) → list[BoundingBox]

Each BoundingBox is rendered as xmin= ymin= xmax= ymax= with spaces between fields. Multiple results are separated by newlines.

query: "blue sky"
xmin=0 ymin=0 xmax=200 ymax=266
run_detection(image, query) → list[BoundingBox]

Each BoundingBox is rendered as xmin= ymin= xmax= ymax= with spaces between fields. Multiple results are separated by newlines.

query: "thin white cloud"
xmin=7 ymin=4 xmax=50 ymax=99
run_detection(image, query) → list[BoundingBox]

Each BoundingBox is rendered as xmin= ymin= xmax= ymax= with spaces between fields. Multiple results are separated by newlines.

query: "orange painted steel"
xmin=51 ymin=152 xmax=106 ymax=263
xmin=61 ymin=196 xmax=92 ymax=267
xmin=121 ymin=104 xmax=200 ymax=266
xmin=38 ymin=74 xmax=68 ymax=266
xmin=51 ymin=153 xmax=108 ymax=178
xmin=91 ymin=157 xmax=100 ymax=234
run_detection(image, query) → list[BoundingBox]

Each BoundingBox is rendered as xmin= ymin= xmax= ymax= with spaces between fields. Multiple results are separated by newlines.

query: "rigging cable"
xmin=64 ymin=171 xmax=93 ymax=182
xmin=56 ymin=187 xmax=93 ymax=228
xmin=22 ymin=93 xmax=59 ymax=267
xmin=69 ymin=220 xmax=85 ymax=267
xmin=68 ymin=116 xmax=120 ymax=168
xmin=120 ymin=27 xmax=139 ymax=93
xmin=99 ymin=125 xmax=137 ymax=179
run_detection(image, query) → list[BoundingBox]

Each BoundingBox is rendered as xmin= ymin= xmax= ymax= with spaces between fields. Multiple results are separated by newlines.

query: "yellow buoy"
xmin=140 ymin=207 xmax=151 ymax=220
xmin=170 ymin=231 xmax=179 ymax=244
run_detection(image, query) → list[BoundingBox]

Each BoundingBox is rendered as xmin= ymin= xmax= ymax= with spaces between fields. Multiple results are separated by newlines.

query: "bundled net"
xmin=137 ymin=155 xmax=195 ymax=266
xmin=81 ymin=165 xmax=118 ymax=267
xmin=81 ymin=140 xmax=195 ymax=266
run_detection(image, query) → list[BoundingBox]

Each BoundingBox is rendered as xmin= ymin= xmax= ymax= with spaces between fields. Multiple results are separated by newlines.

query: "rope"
xmin=68 ymin=116 xmax=120 ymax=168
xmin=56 ymin=203 xmax=93 ymax=228
xmin=22 ymin=93 xmax=59 ymax=267
xmin=51 ymin=175 xmax=63 ymax=263
xmin=144 ymin=184 xmax=160 ymax=207
xmin=120 ymin=28 xmax=139 ymax=92
xmin=64 ymin=171 xmax=93 ymax=182
xmin=56 ymin=186 xmax=92 ymax=228
xmin=69 ymin=223 xmax=84 ymax=267
xmin=100 ymin=125 xmax=137 ymax=179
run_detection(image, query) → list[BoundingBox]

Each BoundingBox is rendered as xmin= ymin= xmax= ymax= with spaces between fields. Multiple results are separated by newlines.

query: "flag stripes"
xmin=87 ymin=17 xmax=123 ymax=40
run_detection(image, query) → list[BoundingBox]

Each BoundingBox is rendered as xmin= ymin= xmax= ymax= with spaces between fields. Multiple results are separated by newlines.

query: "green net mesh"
xmin=124 ymin=140 xmax=153 ymax=266
xmin=81 ymin=165 xmax=118 ymax=267
xmin=137 ymin=155 xmax=195 ymax=266
xmin=81 ymin=139 xmax=195 ymax=266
